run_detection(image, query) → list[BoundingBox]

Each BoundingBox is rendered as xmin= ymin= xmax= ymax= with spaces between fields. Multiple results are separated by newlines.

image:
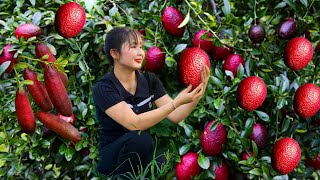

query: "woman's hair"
xmin=104 ymin=27 xmax=142 ymax=65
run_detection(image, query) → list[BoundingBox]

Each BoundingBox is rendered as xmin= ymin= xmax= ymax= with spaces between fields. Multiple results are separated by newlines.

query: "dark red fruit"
xmin=212 ymin=160 xmax=229 ymax=180
xmin=55 ymin=2 xmax=86 ymax=38
xmin=211 ymin=45 xmax=233 ymax=61
xmin=272 ymin=137 xmax=301 ymax=174
xmin=44 ymin=64 xmax=73 ymax=116
xmin=223 ymin=54 xmax=245 ymax=77
xmin=35 ymin=111 xmax=81 ymax=143
xmin=35 ymin=43 xmax=57 ymax=68
xmin=249 ymin=123 xmax=268 ymax=149
xmin=15 ymin=24 xmax=41 ymax=40
xmin=201 ymin=120 xmax=227 ymax=156
xmin=144 ymin=46 xmax=165 ymax=72
xmin=23 ymin=68 xmax=53 ymax=112
xmin=15 ymin=88 xmax=36 ymax=134
xmin=0 ymin=44 xmax=16 ymax=73
xmin=193 ymin=30 xmax=214 ymax=53
xmin=237 ymin=76 xmax=267 ymax=111
xmin=284 ymin=37 xmax=313 ymax=71
xmin=248 ymin=24 xmax=265 ymax=43
xmin=242 ymin=152 xmax=254 ymax=160
xmin=175 ymin=152 xmax=201 ymax=180
xmin=293 ymin=83 xmax=320 ymax=119
xmin=305 ymin=154 xmax=320 ymax=170
xmin=162 ymin=6 xmax=185 ymax=37
xmin=278 ymin=18 xmax=298 ymax=39
xmin=178 ymin=47 xmax=210 ymax=89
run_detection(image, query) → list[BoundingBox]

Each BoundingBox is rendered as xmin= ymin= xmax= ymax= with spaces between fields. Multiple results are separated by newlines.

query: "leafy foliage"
xmin=0 ymin=0 xmax=320 ymax=179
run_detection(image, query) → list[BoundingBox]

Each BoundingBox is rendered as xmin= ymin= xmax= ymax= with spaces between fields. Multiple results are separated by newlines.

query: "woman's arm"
xmin=155 ymin=65 xmax=210 ymax=124
xmin=105 ymin=83 xmax=203 ymax=131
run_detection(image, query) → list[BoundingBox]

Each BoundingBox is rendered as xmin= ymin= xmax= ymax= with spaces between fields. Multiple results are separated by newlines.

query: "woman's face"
xmin=117 ymin=35 xmax=144 ymax=70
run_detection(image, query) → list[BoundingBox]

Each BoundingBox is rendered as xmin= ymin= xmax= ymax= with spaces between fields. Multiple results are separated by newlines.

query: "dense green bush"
xmin=0 ymin=0 xmax=319 ymax=179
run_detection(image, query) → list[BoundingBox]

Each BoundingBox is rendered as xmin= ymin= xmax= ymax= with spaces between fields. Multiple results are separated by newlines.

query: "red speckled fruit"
xmin=193 ymin=30 xmax=214 ymax=53
xmin=212 ymin=160 xmax=229 ymax=180
xmin=223 ymin=54 xmax=245 ymax=77
xmin=272 ymin=137 xmax=301 ymax=175
xmin=178 ymin=47 xmax=210 ymax=89
xmin=175 ymin=152 xmax=201 ymax=180
xmin=144 ymin=46 xmax=165 ymax=72
xmin=161 ymin=6 xmax=185 ymax=37
xmin=249 ymin=123 xmax=268 ymax=149
xmin=55 ymin=2 xmax=86 ymax=38
xmin=15 ymin=24 xmax=41 ymax=40
xmin=293 ymin=83 xmax=320 ymax=119
xmin=211 ymin=45 xmax=233 ymax=61
xmin=284 ymin=37 xmax=313 ymax=71
xmin=237 ymin=76 xmax=267 ymax=111
xmin=201 ymin=120 xmax=227 ymax=156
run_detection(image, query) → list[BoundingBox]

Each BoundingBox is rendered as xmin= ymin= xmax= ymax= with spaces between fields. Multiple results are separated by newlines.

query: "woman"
xmin=93 ymin=27 xmax=210 ymax=177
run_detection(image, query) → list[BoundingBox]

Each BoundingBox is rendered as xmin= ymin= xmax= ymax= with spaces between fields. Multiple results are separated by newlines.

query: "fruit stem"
xmin=302 ymin=0 xmax=315 ymax=19
xmin=275 ymin=109 xmax=279 ymax=142
xmin=254 ymin=0 xmax=257 ymax=24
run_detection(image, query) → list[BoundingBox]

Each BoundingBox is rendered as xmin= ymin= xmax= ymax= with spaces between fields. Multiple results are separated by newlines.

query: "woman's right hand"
xmin=173 ymin=83 xmax=204 ymax=107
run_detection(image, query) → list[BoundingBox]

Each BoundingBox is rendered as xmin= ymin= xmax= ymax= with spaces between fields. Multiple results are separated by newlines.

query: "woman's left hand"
xmin=198 ymin=64 xmax=210 ymax=97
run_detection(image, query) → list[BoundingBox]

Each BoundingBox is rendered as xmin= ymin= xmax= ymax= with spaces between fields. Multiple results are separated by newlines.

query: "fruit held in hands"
xmin=15 ymin=88 xmax=36 ymax=134
xmin=201 ymin=120 xmax=227 ymax=156
xmin=223 ymin=54 xmax=245 ymax=77
xmin=237 ymin=76 xmax=267 ymax=111
xmin=293 ymin=83 xmax=320 ymax=119
xmin=23 ymin=68 xmax=53 ymax=112
xmin=178 ymin=47 xmax=210 ymax=89
xmin=278 ymin=18 xmax=297 ymax=39
xmin=175 ymin=152 xmax=201 ymax=180
xmin=272 ymin=137 xmax=301 ymax=174
xmin=44 ymin=64 xmax=73 ymax=116
xmin=284 ymin=37 xmax=313 ymax=71
xmin=55 ymin=2 xmax=86 ymax=38
xmin=248 ymin=24 xmax=265 ymax=43
xmin=162 ymin=6 xmax=185 ymax=37
xmin=15 ymin=24 xmax=41 ymax=40
xmin=193 ymin=30 xmax=214 ymax=53
xmin=35 ymin=112 xmax=81 ymax=143
xmin=144 ymin=46 xmax=165 ymax=72
xmin=57 ymin=113 xmax=76 ymax=125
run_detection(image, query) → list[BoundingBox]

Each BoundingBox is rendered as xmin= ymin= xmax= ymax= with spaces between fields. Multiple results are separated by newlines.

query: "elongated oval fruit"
xmin=35 ymin=43 xmax=57 ymax=68
xmin=35 ymin=111 xmax=81 ymax=143
xmin=161 ymin=6 xmax=185 ymax=37
xmin=44 ymin=64 xmax=72 ymax=116
xmin=15 ymin=88 xmax=36 ymax=134
xmin=23 ymin=68 xmax=53 ymax=111
xmin=15 ymin=23 xmax=41 ymax=40
xmin=278 ymin=18 xmax=297 ymax=39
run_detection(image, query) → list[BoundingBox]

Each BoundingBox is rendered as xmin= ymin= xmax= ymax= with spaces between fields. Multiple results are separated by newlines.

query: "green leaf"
xmin=275 ymin=2 xmax=287 ymax=9
xmin=173 ymin=44 xmax=187 ymax=55
xmin=20 ymin=80 xmax=34 ymax=85
xmin=211 ymin=76 xmax=223 ymax=89
xmin=58 ymin=144 xmax=66 ymax=155
xmin=222 ymin=0 xmax=231 ymax=17
xmin=210 ymin=120 xmax=219 ymax=131
xmin=198 ymin=153 xmax=210 ymax=169
xmin=0 ymin=61 xmax=10 ymax=76
xmin=109 ymin=5 xmax=118 ymax=17
xmin=179 ymin=143 xmax=192 ymax=156
xmin=14 ymin=62 xmax=29 ymax=71
xmin=299 ymin=0 xmax=308 ymax=7
xmin=0 ymin=144 xmax=8 ymax=153
xmin=82 ymin=42 xmax=90 ymax=53
xmin=280 ymin=118 xmax=290 ymax=133
xmin=244 ymin=118 xmax=254 ymax=137
xmin=178 ymin=11 xmax=190 ymax=28
xmin=29 ymin=0 xmax=35 ymax=6
xmin=74 ymin=165 xmax=90 ymax=171
xmin=32 ymin=12 xmax=41 ymax=26
xmin=276 ymin=98 xmax=287 ymax=109
xmin=249 ymin=168 xmax=262 ymax=176
xmin=255 ymin=111 xmax=270 ymax=122
xmin=252 ymin=141 xmax=258 ymax=157
xmin=65 ymin=146 xmax=73 ymax=161
xmin=165 ymin=56 xmax=176 ymax=67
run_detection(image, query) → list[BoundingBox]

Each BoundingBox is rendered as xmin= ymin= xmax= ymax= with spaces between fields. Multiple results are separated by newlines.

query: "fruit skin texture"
xmin=278 ymin=18 xmax=297 ymax=39
xmin=223 ymin=54 xmax=245 ymax=77
xmin=293 ymin=83 xmax=320 ymax=119
xmin=15 ymin=23 xmax=41 ymax=40
xmin=248 ymin=24 xmax=265 ymax=43
xmin=284 ymin=37 xmax=313 ymax=71
xmin=144 ymin=46 xmax=165 ymax=72
xmin=212 ymin=160 xmax=229 ymax=180
xmin=237 ymin=76 xmax=267 ymax=111
xmin=161 ymin=6 xmax=185 ymax=37
xmin=178 ymin=47 xmax=210 ymax=89
xmin=249 ymin=123 xmax=268 ymax=149
xmin=0 ymin=44 xmax=16 ymax=73
xmin=44 ymin=64 xmax=73 ymax=116
xmin=193 ymin=30 xmax=214 ymax=53
xmin=35 ymin=43 xmax=57 ymax=68
xmin=57 ymin=113 xmax=76 ymax=125
xmin=201 ymin=120 xmax=227 ymax=156
xmin=211 ymin=45 xmax=233 ymax=61
xmin=272 ymin=137 xmax=301 ymax=175
xmin=23 ymin=68 xmax=53 ymax=112
xmin=15 ymin=88 xmax=36 ymax=134
xmin=305 ymin=154 xmax=320 ymax=170
xmin=175 ymin=152 xmax=201 ymax=180
xmin=55 ymin=2 xmax=86 ymax=38
xmin=35 ymin=111 xmax=81 ymax=143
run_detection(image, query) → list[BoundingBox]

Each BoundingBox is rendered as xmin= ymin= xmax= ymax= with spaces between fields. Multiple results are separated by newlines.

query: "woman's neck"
xmin=113 ymin=66 xmax=137 ymax=94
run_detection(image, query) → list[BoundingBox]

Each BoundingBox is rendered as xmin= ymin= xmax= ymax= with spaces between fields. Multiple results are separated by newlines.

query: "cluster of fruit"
xmin=141 ymin=6 xmax=320 ymax=179
xmin=1 ymin=2 xmax=86 ymax=144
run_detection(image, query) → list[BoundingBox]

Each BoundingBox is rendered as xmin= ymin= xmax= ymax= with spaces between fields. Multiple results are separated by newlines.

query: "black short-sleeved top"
xmin=93 ymin=70 xmax=166 ymax=148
